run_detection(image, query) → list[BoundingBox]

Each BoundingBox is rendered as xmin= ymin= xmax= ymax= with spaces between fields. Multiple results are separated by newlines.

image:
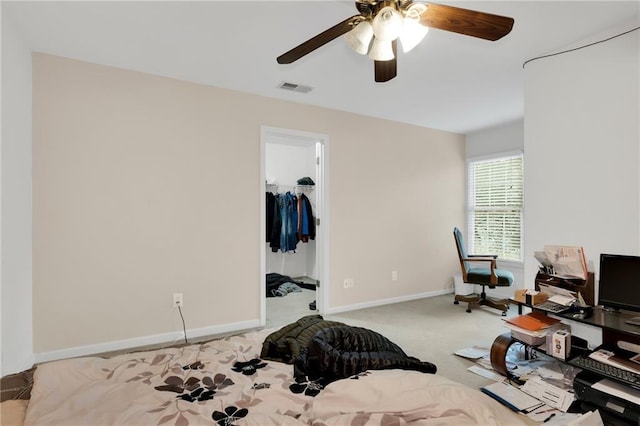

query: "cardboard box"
xmin=513 ymin=289 xmax=548 ymax=305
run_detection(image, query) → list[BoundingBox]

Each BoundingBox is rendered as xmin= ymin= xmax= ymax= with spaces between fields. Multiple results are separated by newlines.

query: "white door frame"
xmin=259 ymin=126 xmax=330 ymax=326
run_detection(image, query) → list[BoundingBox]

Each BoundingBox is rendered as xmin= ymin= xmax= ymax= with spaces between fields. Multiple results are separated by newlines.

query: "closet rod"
xmin=266 ymin=184 xmax=314 ymax=189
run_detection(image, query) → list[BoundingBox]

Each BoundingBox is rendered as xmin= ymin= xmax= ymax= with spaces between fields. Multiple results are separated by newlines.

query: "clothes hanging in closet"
xmin=266 ymin=192 xmax=276 ymax=243
xmin=297 ymin=193 xmax=315 ymax=243
xmin=266 ymin=191 xmax=315 ymax=253
xmin=279 ymin=192 xmax=298 ymax=252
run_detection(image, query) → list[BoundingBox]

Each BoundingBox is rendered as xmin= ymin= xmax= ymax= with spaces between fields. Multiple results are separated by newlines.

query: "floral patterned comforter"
xmin=23 ymin=329 xmax=523 ymax=425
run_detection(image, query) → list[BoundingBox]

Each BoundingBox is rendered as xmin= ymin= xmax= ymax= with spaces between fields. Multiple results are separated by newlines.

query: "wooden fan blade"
xmin=419 ymin=3 xmax=514 ymax=41
xmin=374 ymin=40 xmax=397 ymax=83
xmin=277 ymin=15 xmax=361 ymax=64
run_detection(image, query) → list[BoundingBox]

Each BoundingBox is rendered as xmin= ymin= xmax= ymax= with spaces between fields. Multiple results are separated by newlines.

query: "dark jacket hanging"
xmin=298 ymin=193 xmax=315 ymax=242
xmin=266 ymin=192 xmax=276 ymax=243
xmin=269 ymin=194 xmax=282 ymax=252
xmin=267 ymin=190 xmax=314 ymax=253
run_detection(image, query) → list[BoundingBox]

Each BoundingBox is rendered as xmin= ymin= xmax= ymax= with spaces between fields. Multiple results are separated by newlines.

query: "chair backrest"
xmin=453 ymin=227 xmax=469 ymax=275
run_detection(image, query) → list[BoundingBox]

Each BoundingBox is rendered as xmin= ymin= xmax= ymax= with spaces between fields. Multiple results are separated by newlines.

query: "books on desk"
xmin=503 ymin=312 xmax=564 ymax=345
xmin=505 ymin=312 xmax=561 ymax=331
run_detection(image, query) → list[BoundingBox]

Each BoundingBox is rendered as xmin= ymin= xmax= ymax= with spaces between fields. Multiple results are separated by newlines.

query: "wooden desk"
xmin=510 ymin=272 xmax=595 ymax=315
xmin=535 ymin=272 xmax=595 ymax=307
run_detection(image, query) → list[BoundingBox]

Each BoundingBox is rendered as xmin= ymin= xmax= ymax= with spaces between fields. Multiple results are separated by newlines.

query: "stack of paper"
xmin=535 ymin=245 xmax=588 ymax=280
xmin=503 ymin=312 xmax=563 ymax=345
xmin=566 ymin=410 xmax=604 ymax=426
xmin=521 ymin=376 xmax=574 ymax=411
xmin=481 ymin=381 xmax=543 ymax=413
xmin=454 ymin=347 xmax=490 ymax=359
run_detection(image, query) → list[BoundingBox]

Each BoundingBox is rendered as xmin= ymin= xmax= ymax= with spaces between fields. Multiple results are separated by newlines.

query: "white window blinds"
xmin=468 ymin=154 xmax=523 ymax=261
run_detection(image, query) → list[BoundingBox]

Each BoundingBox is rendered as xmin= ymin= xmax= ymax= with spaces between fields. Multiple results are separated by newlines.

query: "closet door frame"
xmin=259 ymin=126 xmax=329 ymax=326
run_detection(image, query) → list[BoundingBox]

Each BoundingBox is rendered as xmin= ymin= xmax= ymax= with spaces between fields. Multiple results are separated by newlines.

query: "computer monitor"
xmin=598 ymin=253 xmax=640 ymax=313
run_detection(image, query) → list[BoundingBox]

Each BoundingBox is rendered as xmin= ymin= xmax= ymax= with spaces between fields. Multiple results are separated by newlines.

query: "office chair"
xmin=453 ymin=227 xmax=513 ymax=316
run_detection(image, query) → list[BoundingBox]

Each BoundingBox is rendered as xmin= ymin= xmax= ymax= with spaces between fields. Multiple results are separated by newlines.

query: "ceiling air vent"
xmin=278 ymin=81 xmax=313 ymax=94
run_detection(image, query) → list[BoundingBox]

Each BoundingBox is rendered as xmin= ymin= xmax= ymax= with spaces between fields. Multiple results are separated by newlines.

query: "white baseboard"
xmin=324 ymin=288 xmax=454 ymax=315
xmin=34 ymin=319 xmax=261 ymax=364
xmin=33 ymin=290 xmax=460 ymax=364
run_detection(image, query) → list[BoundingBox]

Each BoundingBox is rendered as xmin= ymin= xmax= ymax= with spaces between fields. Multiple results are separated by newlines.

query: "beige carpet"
xmin=266 ymin=288 xmax=318 ymax=329
xmin=267 ymin=292 xmax=541 ymax=425
xmin=0 ymin=293 xmax=528 ymax=425
xmin=267 ymin=292 xmax=520 ymax=390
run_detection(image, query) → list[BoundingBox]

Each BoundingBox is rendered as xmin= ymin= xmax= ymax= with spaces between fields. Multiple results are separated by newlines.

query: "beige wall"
xmin=32 ymin=54 xmax=465 ymax=354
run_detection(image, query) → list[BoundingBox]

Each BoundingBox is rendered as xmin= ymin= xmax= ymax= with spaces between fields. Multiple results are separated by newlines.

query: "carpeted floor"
xmin=267 ymin=292 xmax=541 ymax=425
xmin=267 ymin=292 xmax=520 ymax=390
xmin=3 ymin=293 xmax=535 ymax=424
xmin=5 ymin=293 xmax=518 ymax=396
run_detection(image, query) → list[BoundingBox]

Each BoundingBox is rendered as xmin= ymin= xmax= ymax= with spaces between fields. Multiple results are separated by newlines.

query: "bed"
xmin=20 ymin=326 xmax=525 ymax=425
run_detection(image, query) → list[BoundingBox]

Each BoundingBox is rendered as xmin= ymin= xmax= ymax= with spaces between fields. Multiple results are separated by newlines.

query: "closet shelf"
xmin=266 ymin=183 xmax=315 ymax=189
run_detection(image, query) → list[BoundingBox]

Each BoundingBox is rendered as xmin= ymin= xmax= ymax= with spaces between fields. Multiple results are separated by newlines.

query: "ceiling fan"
xmin=276 ymin=1 xmax=514 ymax=83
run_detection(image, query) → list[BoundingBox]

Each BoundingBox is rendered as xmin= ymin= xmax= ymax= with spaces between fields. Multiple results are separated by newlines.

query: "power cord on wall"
xmin=523 ymin=26 xmax=640 ymax=68
xmin=177 ymin=305 xmax=188 ymax=345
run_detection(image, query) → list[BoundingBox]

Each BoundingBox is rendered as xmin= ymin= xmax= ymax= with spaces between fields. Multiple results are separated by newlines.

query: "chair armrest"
xmin=468 ymin=254 xmax=498 ymax=259
xmin=461 ymin=257 xmax=496 ymax=263
xmin=461 ymin=257 xmax=498 ymax=284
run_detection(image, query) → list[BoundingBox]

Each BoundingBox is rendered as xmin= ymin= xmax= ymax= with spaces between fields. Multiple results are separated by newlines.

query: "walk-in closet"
xmin=264 ymin=131 xmax=322 ymax=326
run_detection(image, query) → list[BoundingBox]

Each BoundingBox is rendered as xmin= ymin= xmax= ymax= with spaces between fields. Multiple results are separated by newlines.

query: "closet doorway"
xmin=260 ymin=126 xmax=328 ymax=328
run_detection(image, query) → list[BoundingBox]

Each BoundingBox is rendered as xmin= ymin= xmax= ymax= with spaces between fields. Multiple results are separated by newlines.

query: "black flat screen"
xmin=598 ymin=253 xmax=640 ymax=313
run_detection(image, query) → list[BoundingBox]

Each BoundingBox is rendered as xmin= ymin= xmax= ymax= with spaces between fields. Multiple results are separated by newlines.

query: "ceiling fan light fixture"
xmin=345 ymin=20 xmax=374 ymax=55
xmin=371 ymin=6 xmax=403 ymax=41
xmin=399 ymin=18 xmax=428 ymax=53
xmin=276 ymin=1 xmax=515 ymax=83
xmin=399 ymin=3 xmax=428 ymax=53
xmin=368 ymin=37 xmax=395 ymax=61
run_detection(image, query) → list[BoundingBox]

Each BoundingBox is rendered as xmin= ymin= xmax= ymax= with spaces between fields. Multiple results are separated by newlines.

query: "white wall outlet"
xmin=391 ymin=271 xmax=398 ymax=281
xmin=343 ymin=278 xmax=354 ymax=289
xmin=173 ymin=293 xmax=183 ymax=308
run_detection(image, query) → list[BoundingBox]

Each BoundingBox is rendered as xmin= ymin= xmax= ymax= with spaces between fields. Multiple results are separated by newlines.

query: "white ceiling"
xmin=3 ymin=1 xmax=639 ymax=134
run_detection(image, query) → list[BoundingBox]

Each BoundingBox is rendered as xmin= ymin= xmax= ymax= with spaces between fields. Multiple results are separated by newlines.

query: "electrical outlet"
xmin=392 ymin=271 xmax=398 ymax=281
xmin=343 ymin=278 xmax=354 ymax=289
xmin=173 ymin=293 xmax=183 ymax=308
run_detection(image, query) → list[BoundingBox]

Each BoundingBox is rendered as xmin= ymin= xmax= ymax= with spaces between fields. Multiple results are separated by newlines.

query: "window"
xmin=468 ymin=154 xmax=523 ymax=262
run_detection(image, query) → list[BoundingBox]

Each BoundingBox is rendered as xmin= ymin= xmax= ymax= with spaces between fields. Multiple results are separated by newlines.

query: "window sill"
xmin=497 ymin=259 xmax=524 ymax=269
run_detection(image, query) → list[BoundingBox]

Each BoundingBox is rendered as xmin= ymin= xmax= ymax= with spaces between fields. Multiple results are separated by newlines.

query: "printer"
xmin=574 ymin=371 xmax=640 ymax=424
